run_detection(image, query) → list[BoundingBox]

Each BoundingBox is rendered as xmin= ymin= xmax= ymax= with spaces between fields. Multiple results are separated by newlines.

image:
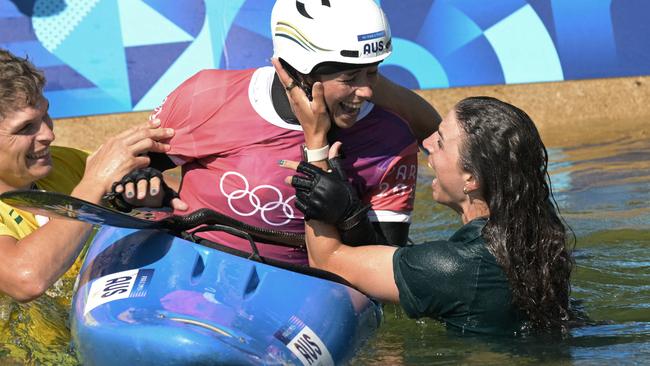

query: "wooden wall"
xmin=53 ymin=75 xmax=650 ymax=151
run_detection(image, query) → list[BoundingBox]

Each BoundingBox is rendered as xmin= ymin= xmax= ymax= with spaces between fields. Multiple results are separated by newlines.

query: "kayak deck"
xmin=71 ymin=226 xmax=382 ymax=365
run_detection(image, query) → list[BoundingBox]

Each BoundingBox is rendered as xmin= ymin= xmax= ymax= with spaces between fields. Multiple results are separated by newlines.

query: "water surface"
xmin=1 ymin=131 xmax=648 ymax=365
xmin=353 ymin=132 xmax=650 ymax=365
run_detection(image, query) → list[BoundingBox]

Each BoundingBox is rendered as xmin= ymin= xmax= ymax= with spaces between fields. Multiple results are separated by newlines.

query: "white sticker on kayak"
xmin=274 ymin=316 xmax=334 ymax=366
xmin=84 ymin=269 xmax=154 ymax=315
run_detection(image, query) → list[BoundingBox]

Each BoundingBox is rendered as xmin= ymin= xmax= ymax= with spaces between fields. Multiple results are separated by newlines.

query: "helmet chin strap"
xmin=271 ymin=73 xmax=299 ymax=125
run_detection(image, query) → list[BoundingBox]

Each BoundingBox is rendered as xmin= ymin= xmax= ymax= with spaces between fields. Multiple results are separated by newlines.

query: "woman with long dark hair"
xmin=279 ymin=92 xmax=574 ymax=334
xmin=455 ymin=97 xmax=573 ymax=332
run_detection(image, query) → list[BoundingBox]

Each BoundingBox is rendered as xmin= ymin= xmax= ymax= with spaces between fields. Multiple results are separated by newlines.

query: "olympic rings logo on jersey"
xmin=219 ymin=171 xmax=302 ymax=226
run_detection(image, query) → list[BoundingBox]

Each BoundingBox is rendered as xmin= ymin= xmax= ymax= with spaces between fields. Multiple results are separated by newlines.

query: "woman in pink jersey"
xmin=112 ymin=0 xmax=441 ymax=265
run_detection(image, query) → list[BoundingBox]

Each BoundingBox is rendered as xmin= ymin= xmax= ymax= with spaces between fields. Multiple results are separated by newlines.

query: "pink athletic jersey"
xmin=152 ymin=67 xmax=418 ymax=264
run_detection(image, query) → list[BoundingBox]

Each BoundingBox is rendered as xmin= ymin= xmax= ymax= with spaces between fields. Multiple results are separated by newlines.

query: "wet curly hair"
xmin=455 ymin=96 xmax=574 ymax=333
xmin=0 ymin=49 xmax=46 ymax=121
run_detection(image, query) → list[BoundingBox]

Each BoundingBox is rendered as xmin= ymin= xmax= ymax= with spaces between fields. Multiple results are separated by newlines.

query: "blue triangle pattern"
xmin=42 ymin=64 xmax=96 ymax=91
xmin=119 ymin=0 xmax=193 ymax=48
xmin=142 ymin=0 xmax=205 ymax=37
xmin=220 ymin=24 xmax=273 ymax=70
xmin=126 ymin=41 xmax=191 ymax=106
xmin=526 ymin=0 xmax=557 ymax=41
xmin=54 ymin=0 xmax=131 ymax=109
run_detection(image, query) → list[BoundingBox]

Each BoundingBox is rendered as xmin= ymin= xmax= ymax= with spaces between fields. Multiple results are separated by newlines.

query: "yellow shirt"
xmin=0 ymin=145 xmax=87 ymax=240
xmin=0 ymin=146 xmax=88 ymax=364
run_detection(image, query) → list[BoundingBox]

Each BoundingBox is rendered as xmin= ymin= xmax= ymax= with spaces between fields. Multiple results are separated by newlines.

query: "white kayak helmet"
xmin=271 ymin=0 xmax=392 ymax=74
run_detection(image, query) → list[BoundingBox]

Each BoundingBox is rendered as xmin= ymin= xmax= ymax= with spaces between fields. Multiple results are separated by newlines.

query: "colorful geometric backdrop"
xmin=1 ymin=0 xmax=649 ymax=118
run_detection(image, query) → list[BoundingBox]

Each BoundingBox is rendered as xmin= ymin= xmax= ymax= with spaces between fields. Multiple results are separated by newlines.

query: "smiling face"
xmin=317 ymin=65 xmax=378 ymax=128
xmin=0 ymin=97 xmax=55 ymax=192
xmin=421 ymin=108 xmax=471 ymax=211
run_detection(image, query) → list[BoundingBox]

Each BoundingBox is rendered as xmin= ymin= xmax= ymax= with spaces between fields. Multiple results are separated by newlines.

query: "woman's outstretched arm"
xmin=305 ymin=219 xmax=399 ymax=302
xmin=372 ymin=75 xmax=442 ymax=143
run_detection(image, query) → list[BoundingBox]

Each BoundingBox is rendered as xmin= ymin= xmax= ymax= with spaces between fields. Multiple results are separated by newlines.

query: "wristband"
xmin=301 ymin=144 xmax=330 ymax=162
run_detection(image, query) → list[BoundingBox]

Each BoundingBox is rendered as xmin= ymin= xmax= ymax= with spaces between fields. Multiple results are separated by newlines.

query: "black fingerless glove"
xmin=102 ymin=167 xmax=178 ymax=212
xmin=291 ymin=158 xmax=373 ymax=237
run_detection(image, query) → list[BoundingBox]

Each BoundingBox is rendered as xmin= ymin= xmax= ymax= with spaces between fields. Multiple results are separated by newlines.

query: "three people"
xmin=1 ymin=0 xmax=574 ymax=338
xmin=281 ymin=94 xmax=574 ymax=334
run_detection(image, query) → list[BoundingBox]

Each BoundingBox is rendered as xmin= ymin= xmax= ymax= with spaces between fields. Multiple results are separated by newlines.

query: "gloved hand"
xmin=291 ymin=157 xmax=370 ymax=229
xmin=103 ymin=167 xmax=179 ymax=212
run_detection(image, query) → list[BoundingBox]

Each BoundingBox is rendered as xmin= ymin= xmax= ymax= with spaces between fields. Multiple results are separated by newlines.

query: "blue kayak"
xmin=70 ymin=226 xmax=382 ymax=365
